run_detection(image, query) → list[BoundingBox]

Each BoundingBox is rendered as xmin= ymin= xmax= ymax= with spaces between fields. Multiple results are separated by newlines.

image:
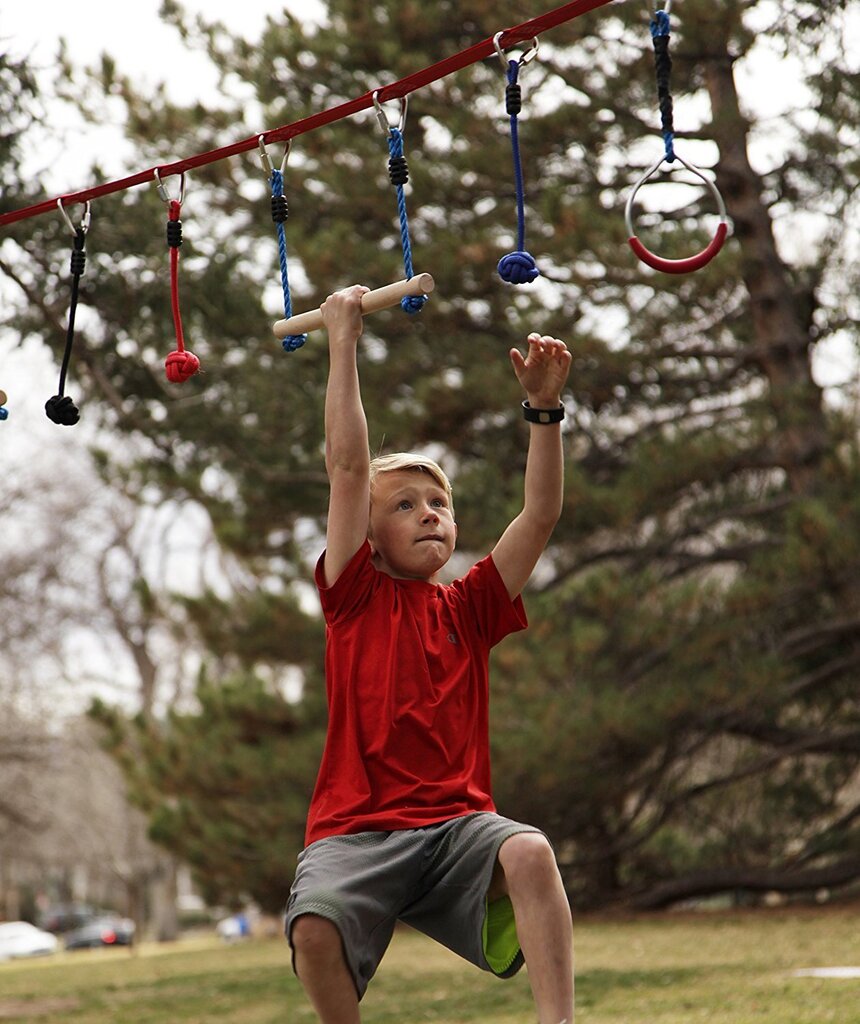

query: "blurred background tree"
xmin=2 ymin=0 xmax=859 ymax=913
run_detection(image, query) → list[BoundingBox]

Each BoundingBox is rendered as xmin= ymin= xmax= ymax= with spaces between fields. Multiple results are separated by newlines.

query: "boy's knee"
xmin=498 ymin=833 xmax=559 ymax=888
xmin=291 ymin=914 xmax=343 ymax=964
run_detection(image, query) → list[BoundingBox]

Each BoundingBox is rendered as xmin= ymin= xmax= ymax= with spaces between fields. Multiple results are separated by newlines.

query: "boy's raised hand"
xmin=510 ymin=333 xmax=572 ymax=407
xmin=321 ymin=285 xmax=370 ymax=344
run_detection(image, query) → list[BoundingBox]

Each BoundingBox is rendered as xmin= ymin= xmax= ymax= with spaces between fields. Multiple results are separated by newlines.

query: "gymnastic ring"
xmin=625 ymin=153 xmax=729 ymax=274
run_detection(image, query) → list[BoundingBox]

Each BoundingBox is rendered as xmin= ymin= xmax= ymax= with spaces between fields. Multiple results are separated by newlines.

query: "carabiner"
xmin=154 ymin=168 xmax=186 ymax=206
xmin=372 ymin=90 xmax=408 ymax=137
xmin=57 ymin=198 xmax=91 ymax=237
xmin=493 ymin=31 xmax=539 ymax=71
xmin=258 ymin=135 xmax=291 ymax=178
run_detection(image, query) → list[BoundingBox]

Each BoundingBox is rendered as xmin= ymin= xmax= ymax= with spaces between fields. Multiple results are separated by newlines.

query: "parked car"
xmin=64 ymin=915 xmax=135 ymax=950
xmin=0 ymin=921 xmax=59 ymax=961
xmin=38 ymin=903 xmax=99 ymax=934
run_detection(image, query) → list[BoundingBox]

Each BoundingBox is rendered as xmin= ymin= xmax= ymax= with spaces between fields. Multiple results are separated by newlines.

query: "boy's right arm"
xmin=321 ymin=286 xmax=371 ymax=588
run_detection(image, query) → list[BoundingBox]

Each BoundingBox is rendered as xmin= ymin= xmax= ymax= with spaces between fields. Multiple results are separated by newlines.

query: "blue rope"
xmin=387 ymin=128 xmax=428 ymax=315
xmin=650 ymin=9 xmax=671 ymax=37
xmin=498 ymin=60 xmax=540 ymax=285
xmin=650 ymin=10 xmax=676 ymax=163
xmin=271 ymin=169 xmax=306 ymax=352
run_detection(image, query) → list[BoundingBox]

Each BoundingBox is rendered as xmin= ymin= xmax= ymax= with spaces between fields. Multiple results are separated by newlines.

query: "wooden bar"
xmin=273 ymin=273 xmax=435 ymax=338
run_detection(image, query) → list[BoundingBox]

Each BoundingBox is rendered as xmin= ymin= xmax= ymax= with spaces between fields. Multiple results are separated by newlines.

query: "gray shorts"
xmin=284 ymin=812 xmax=545 ymax=1000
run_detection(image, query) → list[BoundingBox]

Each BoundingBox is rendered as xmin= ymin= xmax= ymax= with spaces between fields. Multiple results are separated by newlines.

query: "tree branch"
xmin=630 ymin=854 xmax=860 ymax=910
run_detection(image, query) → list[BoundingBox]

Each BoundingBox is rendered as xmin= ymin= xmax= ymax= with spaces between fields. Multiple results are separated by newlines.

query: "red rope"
xmin=0 ymin=0 xmax=613 ymax=228
xmin=164 ymin=198 xmax=200 ymax=383
xmin=169 ymin=202 xmax=184 ymax=350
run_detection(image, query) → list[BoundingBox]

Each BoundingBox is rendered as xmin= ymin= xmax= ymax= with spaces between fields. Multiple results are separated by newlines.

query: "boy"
xmin=286 ymin=286 xmax=574 ymax=1024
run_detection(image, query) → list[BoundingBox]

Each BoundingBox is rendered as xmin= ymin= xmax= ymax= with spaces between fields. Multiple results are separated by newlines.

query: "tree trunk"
xmin=149 ymin=854 xmax=180 ymax=942
xmin=126 ymin=875 xmax=147 ymax=952
xmin=703 ymin=42 xmax=828 ymax=492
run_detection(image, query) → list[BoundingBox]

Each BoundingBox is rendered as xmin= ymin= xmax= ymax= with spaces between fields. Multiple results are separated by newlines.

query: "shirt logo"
xmin=447 ymin=633 xmax=458 ymax=645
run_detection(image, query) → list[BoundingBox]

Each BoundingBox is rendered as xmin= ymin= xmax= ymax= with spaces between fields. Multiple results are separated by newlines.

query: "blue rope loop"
xmin=650 ymin=9 xmax=675 ymax=162
xmin=499 ymin=59 xmax=540 ymax=285
xmin=650 ymin=8 xmax=670 ymax=36
xmin=387 ymin=128 xmax=428 ymax=315
xmin=270 ymin=169 xmax=306 ymax=352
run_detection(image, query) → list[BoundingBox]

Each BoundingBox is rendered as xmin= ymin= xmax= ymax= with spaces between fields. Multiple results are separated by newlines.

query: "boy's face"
xmin=368 ymin=470 xmax=457 ymax=582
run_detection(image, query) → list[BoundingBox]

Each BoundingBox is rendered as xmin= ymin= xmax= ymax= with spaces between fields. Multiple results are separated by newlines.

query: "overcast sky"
xmin=3 ymin=1 xmax=261 ymax=92
xmin=5 ymin=0 xmax=275 ymax=102
xmin=3 ymin=1 xmax=294 ymax=185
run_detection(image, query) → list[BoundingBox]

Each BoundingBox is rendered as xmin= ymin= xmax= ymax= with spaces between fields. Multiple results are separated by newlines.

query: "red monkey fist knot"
xmin=165 ymin=350 xmax=200 ymax=383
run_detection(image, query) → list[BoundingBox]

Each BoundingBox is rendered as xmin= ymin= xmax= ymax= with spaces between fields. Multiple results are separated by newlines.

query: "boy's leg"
xmin=285 ymin=829 xmax=426 ymax=1017
xmin=399 ymin=815 xmax=572 ymax=1021
xmin=292 ymin=914 xmax=361 ymax=1024
xmin=495 ymin=833 xmax=574 ymax=1024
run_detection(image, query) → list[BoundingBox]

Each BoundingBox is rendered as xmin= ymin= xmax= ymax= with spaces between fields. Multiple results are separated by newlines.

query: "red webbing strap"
xmin=0 ymin=0 xmax=613 ymax=228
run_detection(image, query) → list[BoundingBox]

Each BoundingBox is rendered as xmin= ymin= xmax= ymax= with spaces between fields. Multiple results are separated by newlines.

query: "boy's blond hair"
xmin=369 ymin=453 xmax=454 ymax=514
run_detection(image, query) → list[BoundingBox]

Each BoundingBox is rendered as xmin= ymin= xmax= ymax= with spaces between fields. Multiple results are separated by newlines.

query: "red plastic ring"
xmin=628 ymin=221 xmax=728 ymax=274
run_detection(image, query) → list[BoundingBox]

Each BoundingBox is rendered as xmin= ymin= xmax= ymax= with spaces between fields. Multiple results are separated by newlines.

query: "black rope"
xmin=46 ymin=228 xmax=86 ymax=426
xmin=650 ymin=9 xmax=675 ymax=161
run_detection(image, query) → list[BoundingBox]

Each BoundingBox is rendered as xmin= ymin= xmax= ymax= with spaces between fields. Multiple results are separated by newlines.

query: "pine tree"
xmin=91 ymin=672 xmax=324 ymax=914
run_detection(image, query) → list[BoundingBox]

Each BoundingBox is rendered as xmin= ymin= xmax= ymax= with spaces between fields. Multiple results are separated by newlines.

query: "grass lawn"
xmin=0 ymin=905 xmax=857 ymax=1023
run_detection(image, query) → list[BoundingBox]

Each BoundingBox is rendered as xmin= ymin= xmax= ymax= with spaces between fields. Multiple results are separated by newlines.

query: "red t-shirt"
xmin=305 ymin=541 xmax=527 ymax=846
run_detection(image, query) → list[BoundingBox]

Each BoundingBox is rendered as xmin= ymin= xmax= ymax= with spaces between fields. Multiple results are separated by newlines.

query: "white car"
xmin=0 ymin=922 xmax=59 ymax=961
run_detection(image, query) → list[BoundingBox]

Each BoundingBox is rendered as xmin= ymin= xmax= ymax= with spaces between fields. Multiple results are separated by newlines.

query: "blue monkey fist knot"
xmin=497 ymin=251 xmax=540 ymax=285
xmin=401 ymin=294 xmax=428 ymax=315
xmin=282 ymin=334 xmax=307 ymax=353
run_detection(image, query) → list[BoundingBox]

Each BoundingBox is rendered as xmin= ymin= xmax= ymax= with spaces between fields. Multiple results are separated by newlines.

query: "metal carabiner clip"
xmin=258 ymin=135 xmax=291 ymax=178
xmin=57 ymin=198 xmax=91 ymax=237
xmin=154 ymin=168 xmax=186 ymax=206
xmin=372 ymin=90 xmax=408 ymax=137
xmin=493 ymin=31 xmax=539 ymax=71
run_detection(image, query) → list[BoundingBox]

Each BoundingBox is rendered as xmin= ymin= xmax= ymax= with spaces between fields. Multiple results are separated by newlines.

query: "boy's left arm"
xmin=492 ymin=333 xmax=572 ymax=601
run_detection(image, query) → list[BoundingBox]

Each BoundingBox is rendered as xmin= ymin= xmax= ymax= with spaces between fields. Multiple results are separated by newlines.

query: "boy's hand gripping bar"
xmin=272 ymin=273 xmax=435 ymax=338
